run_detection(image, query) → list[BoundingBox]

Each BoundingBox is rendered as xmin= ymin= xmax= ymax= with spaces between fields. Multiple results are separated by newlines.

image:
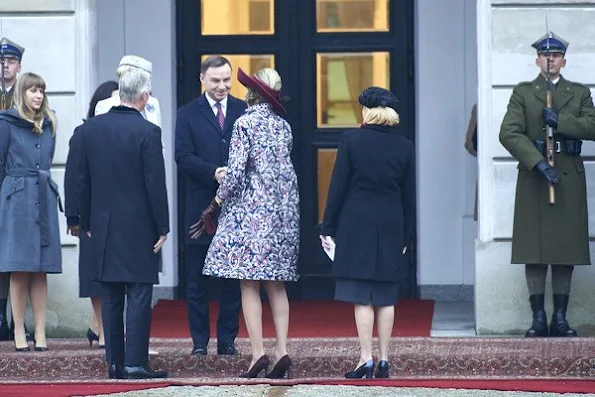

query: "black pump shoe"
xmin=375 ymin=360 xmax=389 ymax=378
xmin=345 ymin=360 xmax=374 ymax=379
xmin=266 ymin=355 xmax=292 ymax=379
xmin=241 ymin=355 xmax=270 ymax=378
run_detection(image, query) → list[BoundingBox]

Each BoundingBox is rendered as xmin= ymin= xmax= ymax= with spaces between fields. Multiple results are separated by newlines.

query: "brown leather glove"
xmin=189 ymin=198 xmax=221 ymax=239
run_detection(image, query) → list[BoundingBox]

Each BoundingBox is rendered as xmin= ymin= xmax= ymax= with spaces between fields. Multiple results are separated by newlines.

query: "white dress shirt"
xmin=205 ymin=94 xmax=228 ymax=117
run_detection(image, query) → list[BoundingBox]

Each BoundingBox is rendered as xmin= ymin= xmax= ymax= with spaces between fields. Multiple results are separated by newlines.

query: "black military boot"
xmin=525 ymin=294 xmax=548 ymax=337
xmin=549 ymin=294 xmax=578 ymax=337
xmin=0 ymin=299 xmax=10 ymax=341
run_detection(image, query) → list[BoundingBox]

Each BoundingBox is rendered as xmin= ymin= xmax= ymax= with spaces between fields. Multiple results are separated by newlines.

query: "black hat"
xmin=358 ymin=87 xmax=399 ymax=112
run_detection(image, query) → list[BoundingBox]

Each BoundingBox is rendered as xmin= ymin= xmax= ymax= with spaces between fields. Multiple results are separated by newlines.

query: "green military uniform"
xmin=499 ymin=32 xmax=595 ymax=338
xmin=500 ymin=74 xmax=595 ymax=265
xmin=1 ymin=87 xmax=14 ymax=109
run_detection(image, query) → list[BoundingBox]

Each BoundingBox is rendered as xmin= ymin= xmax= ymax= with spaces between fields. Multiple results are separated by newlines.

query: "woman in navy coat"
xmin=320 ymin=87 xmax=415 ymax=379
xmin=65 ymin=80 xmax=118 ymax=349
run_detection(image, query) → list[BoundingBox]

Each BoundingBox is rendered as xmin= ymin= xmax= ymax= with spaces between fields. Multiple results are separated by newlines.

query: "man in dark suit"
xmin=175 ymin=55 xmax=246 ymax=356
xmin=71 ymin=56 xmax=169 ymax=379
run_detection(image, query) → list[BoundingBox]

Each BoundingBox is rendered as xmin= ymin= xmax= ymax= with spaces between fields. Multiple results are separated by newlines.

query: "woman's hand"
xmin=319 ymin=235 xmax=333 ymax=250
xmin=189 ymin=198 xmax=222 ymax=239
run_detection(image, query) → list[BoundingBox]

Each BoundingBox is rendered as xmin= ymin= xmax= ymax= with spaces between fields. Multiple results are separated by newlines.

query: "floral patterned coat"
xmin=202 ymin=103 xmax=300 ymax=281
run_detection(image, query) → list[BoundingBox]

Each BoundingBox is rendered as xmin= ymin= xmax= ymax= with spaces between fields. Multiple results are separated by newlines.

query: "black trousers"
xmin=185 ymin=244 xmax=241 ymax=347
xmin=102 ymin=282 xmax=152 ymax=367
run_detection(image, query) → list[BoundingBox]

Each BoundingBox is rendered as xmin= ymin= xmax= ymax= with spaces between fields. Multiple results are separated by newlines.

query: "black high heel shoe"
xmin=241 ymin=355 xmax=270 ymax=378
xmin=374 ymin=360 xmax=389 ymax=378
xmin=87 ymin=328 xmax=99 ymax=346
xmin=266 ymin=355 xmax=292 ymax=379
xmin=344 ymin=360 xmax=374 ymax=379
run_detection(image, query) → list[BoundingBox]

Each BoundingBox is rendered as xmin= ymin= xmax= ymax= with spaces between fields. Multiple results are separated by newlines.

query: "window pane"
xmin=316 ymin=0 xmax=389 ymax=32
xmin=316 ymin=52 xmax=390 ymax=128
xmin=201 ymin=54 xmax=275 ymax=100
xmin=201 ymin=0 xmax=274 ymax=35
xmin=317 ymin=148 xmax=338 ymax=223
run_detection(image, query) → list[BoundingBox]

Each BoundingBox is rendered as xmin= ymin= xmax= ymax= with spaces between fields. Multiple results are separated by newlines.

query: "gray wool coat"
xmin=0 ymin=109 xmax=62 ymax=273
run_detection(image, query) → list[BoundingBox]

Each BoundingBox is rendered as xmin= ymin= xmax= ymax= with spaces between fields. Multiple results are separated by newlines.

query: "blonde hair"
xmin=362 ymin=106 xmax=400 ymax=126
xmin=245 ymin=68 xmax=283 ymax=106
xmin=13 ymin=73 xmax=57 ymax=135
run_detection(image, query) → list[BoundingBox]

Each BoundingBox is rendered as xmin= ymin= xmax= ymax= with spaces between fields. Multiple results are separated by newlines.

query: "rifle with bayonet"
xmin=0 ymin=37 xmax=6 ymax=111
xmin=544 ymin=27 xmax=556 ymax=205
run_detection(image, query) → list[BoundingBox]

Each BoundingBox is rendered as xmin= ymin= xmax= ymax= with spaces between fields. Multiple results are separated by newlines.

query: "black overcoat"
xmin=174 ymin=94 xmax=246 ymax=245
xmin=73 ymin=106 xmax=169 ymax=284
xmin=320 ymin=124 xmax=415 ymax=282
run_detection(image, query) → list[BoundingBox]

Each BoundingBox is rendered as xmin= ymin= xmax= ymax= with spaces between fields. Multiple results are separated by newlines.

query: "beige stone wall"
xmin=0 ymin=0 xmax=95 ymax=336
xmin=476 ymin=0 xmax=595 ymax=334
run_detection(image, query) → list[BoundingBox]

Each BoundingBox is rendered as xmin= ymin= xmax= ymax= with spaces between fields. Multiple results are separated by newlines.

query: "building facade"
xmin=1 ymin=0 xmax=591 ymax=336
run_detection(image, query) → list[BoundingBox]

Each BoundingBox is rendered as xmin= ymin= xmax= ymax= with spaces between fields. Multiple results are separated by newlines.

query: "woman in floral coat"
xmin=194 ymin=67 xmax=299 ymax=379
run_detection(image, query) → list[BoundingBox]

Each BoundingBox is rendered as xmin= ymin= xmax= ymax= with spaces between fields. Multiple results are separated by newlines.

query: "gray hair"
xmin=118 ymin=66 xmax=152 ymax=103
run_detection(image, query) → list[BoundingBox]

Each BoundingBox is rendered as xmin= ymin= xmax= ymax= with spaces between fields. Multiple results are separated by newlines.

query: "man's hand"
xmin=543 ymin=107 xmax=558 ymax=128
xmin=534 ymin=159 xmax=561 ymax=185
xmin=153 ymin=235 xmax=167 ymax=254
xmin=214 ymin=167 xmax=227 ymax=183
xmin=67 ymin=225 xmax=80 ymax=237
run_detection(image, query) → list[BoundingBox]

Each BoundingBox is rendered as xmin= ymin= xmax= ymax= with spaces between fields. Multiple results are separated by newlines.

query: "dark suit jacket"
xmin=321 ymin=124 xmax=415 ymax=282
xmin=73 ymin=106 xmax=169 ymax=284
xmin=175 ymin=93 xmax=246 ymax=245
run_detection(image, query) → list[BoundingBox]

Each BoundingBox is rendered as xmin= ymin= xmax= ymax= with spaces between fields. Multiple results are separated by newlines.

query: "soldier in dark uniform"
xmin=499 ymin=32 xmax=595 ymax=337
xmin=0 ymin=37 xmax=24 ymax=341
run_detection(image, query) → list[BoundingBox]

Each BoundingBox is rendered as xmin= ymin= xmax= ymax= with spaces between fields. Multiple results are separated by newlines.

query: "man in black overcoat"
xmin=175 ymin=55 xmax=246 ymax=356
xmin=73 ymin=56 xmax=169 ymax=379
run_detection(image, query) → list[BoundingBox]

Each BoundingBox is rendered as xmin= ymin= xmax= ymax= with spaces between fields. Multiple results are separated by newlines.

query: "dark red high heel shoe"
xmin=241 ymin=355 xmax=270 ymax=378
xmin=266 ymin=355 xmax=292 ymax=379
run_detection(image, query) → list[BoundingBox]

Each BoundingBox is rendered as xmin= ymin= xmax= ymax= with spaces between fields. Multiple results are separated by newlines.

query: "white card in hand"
xmin=323 ymin=237 xmax=335 ymax=261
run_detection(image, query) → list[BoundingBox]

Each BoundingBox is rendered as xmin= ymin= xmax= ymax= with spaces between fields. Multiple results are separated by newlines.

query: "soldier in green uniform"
xmin=500 ymin=32 xmax=595 ymax=337
xmin=0 ymin=37 xmax=24 ymax=340
xmin=0 ymin=37 xmax=24 ymax=110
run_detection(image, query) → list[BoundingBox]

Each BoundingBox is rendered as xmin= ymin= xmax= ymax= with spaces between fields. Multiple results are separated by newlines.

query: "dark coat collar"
xmin=361 ymin=123 xmax=400 ymax=134
xmin=109 ymin=105 xmax=144 ymax=116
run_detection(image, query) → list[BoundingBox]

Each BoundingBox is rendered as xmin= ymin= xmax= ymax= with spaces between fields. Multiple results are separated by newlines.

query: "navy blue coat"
xmin=320 ymin=124 xmax=415 ymax=282
xmin=175 ymin=94 xmax=246 ymax=245
xmin=72 ymin=106 xmax=169 ymax=284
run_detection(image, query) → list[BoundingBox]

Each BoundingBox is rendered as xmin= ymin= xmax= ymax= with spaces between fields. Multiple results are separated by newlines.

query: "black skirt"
xmin=334 ymin=279 xmax=398 ymax=306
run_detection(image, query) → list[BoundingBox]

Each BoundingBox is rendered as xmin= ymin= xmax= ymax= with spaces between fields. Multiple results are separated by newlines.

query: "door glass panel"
xmin=317 ymin=148 xmax=338 ymax=223
xmin=316 ymin=0 xmax=389 ymax=32
xmin=316 ymin=52 xmax=390 ymax=128
xmin=201 ymin=0 xmax=274 ymax=35
xmin=201 ymin=54 xmax=275 ymax=100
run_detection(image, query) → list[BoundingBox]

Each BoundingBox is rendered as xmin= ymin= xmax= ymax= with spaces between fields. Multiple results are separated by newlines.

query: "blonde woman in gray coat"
xmin=0 ymin=73 xmax=61 ymax=351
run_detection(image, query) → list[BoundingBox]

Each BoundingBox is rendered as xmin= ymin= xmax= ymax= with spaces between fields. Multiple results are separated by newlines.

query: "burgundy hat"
xmin=237 ymin=67 xmax=286 ymax=114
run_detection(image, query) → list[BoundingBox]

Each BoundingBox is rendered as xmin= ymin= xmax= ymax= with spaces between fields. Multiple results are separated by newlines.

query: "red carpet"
xmin=1 ymin=379 xmax=594 ymax=397
xmin=150 ymin=299 xmax=434 ymax=338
